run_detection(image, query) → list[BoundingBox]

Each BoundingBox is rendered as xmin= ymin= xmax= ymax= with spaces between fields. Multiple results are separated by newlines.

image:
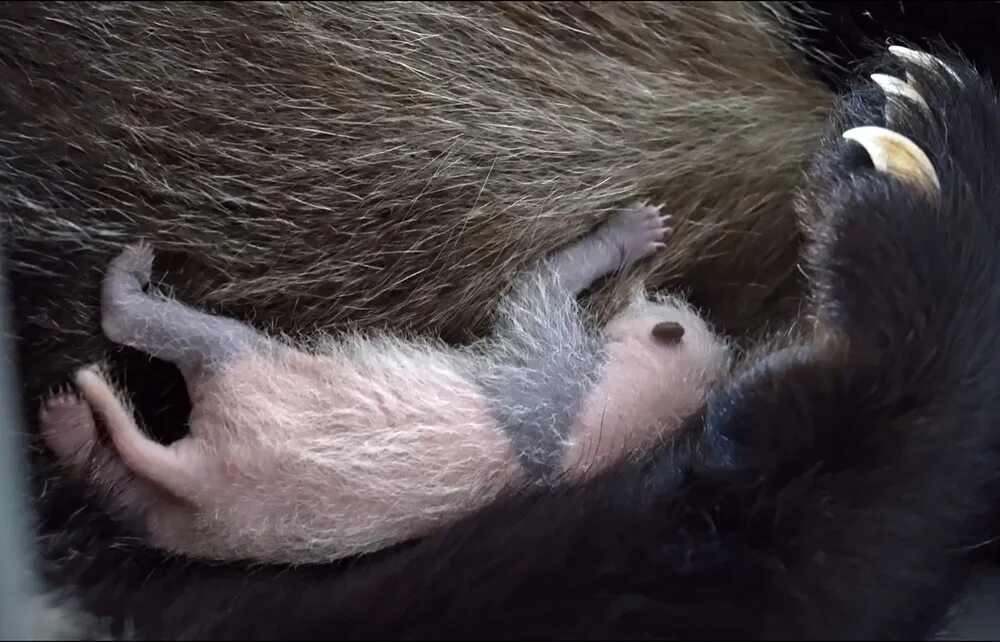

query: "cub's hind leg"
xmin=38 ymin=377 xmax=196 ymax=534
xmin=101 ymin=242 xmax=270 ymax=386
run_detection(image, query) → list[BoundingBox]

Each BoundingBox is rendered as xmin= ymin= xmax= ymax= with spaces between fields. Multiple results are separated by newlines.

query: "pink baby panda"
xmin=39 ymin=201 xmax=730 ymax=565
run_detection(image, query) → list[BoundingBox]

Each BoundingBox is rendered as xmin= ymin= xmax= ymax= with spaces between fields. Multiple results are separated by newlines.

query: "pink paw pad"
xmin=604 ymin=201 xmax=672 ymax=267
xmin=38 ymin=387 xmax=99 ymax=469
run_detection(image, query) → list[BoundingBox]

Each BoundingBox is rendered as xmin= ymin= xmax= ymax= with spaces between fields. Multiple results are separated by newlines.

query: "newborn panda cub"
xmin=39 ymin=202 xmax=730 ymax=565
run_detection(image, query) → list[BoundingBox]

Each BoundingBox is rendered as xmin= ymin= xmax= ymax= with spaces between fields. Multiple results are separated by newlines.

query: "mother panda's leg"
xmin=185 ymin=47 xmax=1000 ymax=640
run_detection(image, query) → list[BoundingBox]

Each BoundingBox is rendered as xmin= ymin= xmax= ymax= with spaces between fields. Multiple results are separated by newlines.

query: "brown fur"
xmin=2 ymin=1 xmax=832 ymax=369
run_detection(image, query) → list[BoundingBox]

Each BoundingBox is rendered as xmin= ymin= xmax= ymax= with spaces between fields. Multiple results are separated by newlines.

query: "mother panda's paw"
xmin=795 ymin=46 xmax=1000 ymax=348
xmin=800 ymin=46 xmax=1000 ymax=217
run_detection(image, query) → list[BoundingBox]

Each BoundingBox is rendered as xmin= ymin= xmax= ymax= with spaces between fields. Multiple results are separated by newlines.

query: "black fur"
xmin=796 ymin=1 xmax=1000 ymax=92
xmin=66 ymin=50 xmax=1000 ymax=640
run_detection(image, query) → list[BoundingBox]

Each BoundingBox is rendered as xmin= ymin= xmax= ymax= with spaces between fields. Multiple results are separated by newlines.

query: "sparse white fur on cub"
xmin=40 ymin=202 xmax=729 ymax=565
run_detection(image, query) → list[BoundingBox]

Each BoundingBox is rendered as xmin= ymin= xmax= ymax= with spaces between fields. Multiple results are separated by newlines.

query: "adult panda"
xmin=3 ymin=2 xmax=1000 ymax=639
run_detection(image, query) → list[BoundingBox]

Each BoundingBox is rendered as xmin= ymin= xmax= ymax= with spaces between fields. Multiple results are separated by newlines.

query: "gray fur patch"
xmin=101 ymin=244 xmax=271 ymax=380
xmin=470 ymin=268 xmax=606 ymax=484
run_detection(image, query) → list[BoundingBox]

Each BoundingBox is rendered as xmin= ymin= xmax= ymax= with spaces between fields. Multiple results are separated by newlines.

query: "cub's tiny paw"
xmin=39 ymin=386 xmax=99 ymax=470
xmin=108 ymin=241 xmax=156 ymax=291
xmin=604 ymin=201 xmax=672 ymax=268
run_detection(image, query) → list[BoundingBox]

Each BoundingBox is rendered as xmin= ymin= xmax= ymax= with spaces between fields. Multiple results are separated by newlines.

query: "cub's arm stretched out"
xmin=39 ymin=202 xmax=729 ymax=565
xmin=166 ymin=47 xmax=1000 ymax=639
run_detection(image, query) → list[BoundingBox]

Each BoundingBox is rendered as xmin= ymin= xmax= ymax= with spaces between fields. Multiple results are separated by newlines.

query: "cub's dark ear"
xmin=651 ymin=321 xmax=685 ymax=345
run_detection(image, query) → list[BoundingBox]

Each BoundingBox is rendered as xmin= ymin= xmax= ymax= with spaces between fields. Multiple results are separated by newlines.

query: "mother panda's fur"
xmin=3 ymin=1 xmax=1000 ymax=639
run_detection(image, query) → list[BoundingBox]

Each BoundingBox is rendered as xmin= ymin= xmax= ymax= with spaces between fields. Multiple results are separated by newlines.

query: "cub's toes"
xmin=108 ymin=241 xmax=156 ymax=290
xmin=39 ymin=386 xmax=99 ymax=470
xmin=608 ymin=201 xmax=673 ymax=265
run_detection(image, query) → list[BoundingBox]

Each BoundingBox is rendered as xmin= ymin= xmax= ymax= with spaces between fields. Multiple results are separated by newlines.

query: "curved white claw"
xmin=888 ymin=46 xmax=963 ymax=85
xmin=871 ymin=73 xmax=931 ymax=117
xmin=842 ymin=126 xmax=940 ymax=198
